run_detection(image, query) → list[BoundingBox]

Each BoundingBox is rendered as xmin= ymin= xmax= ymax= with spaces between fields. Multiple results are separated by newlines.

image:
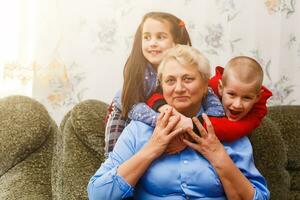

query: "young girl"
xmin=105 ymin=12 xmax=224 ymax=154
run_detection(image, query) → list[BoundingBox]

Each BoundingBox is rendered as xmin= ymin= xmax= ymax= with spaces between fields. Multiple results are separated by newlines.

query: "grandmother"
xmin=87 ymin=45 xmax=269 ymax=200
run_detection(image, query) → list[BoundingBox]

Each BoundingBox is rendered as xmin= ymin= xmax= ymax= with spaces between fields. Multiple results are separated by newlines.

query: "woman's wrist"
xmin=141 ymin=143 xmax=163 ymax=161
xmin=209 ymin=147 xmax=232 ymax=171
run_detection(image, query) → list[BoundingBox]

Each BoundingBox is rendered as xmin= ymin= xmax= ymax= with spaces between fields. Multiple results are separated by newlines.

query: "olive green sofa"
xmin=0 ymin=95 xmax=299 ymax=199
xmin=0 ymin=95 xmax=57 ymax=200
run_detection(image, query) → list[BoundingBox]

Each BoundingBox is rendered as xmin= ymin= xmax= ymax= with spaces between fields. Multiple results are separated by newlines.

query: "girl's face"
xmin=142 ymin=18 xmax=175 ymax=69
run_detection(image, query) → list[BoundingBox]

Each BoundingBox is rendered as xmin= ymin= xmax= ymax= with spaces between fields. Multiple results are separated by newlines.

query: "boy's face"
xmin=218 ymin=78 xmax=262 ymax=121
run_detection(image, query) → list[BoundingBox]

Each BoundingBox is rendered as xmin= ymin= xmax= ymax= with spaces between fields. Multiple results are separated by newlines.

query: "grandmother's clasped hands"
xmin=145 ymin=107 xmax=185 ymax=157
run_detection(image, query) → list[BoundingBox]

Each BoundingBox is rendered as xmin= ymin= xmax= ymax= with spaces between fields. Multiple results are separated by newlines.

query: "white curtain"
xmin=1 ymin=0 xmax=299 ymax=123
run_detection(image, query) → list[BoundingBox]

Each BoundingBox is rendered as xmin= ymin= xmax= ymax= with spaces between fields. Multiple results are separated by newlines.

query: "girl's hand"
xmin=182 ymin=113 xmax=226 ymax=165
xmin=145 ymin=108 xmax=185 ymax=158
xmin=158 ymin=104 xmax=172 ymax=113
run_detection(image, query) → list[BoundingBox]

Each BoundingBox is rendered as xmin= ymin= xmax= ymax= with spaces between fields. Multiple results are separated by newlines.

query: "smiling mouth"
xmin=228 ymin=109 xmax=242 ymax=119
xmin=148 ymin=50 xmax=161 ymax=56
xmin=174 ymin=96 xmax=189 ymax=101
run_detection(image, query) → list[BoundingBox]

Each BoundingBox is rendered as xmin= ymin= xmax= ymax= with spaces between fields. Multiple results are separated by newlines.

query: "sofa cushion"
xmin=0 ymin=95 xmax=55 ymax=200
xmin=250 ymin=117 xmax=290 ymax=200
xmin=52 ymin=99 xmax=108 ymax=200
xmin=70 ymin=99 xmax=108 ymax=159
xmin=0 ymin=95 xmax=52 ymax=176
xmin=268 ymin=106 xmax=300 ymax=170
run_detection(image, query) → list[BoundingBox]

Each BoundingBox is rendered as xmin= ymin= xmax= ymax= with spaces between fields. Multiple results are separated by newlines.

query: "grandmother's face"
xmin=160 ymin=59 xmax=207 ymax=117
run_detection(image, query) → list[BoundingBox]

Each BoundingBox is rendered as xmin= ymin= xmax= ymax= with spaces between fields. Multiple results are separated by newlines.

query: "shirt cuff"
xmin=113 ymin=167 xmax=134 ymax=198
xmin=252 ymin=187 xmax=269 ymax=200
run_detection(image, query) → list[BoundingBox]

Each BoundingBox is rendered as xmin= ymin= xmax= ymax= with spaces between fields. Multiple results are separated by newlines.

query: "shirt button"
xmin=182 ymin=182 xmax=187 ymax=187
xmin=183 ymin=160 xmax=188 ymax=164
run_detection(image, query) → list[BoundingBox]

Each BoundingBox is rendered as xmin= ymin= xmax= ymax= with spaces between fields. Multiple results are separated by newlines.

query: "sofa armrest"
xmin=268 ymin=106 xmax=300 ymax=198
xmin=249 ymin=116 xmax=289 ymax=200
xmin=70 ymin=99 xmax=108 ymax=158
xmin=0 ymin=95 xmax=56 ymax=200
xmin=54 ymin=99 xmax=108 ymax=200
xmin=0 ymin=95 xmax=53 ymax=175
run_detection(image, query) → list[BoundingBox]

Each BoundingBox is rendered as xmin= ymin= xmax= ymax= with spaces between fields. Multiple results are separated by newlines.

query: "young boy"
xmin=147 ymin=56 xmax=272 ymax=143
xmin=206 ymin=56 xmax=272 ymax=141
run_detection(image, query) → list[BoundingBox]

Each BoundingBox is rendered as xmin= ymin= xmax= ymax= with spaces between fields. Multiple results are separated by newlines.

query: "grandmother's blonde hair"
xmin=157 ymin=44 xmax=211 ymax=84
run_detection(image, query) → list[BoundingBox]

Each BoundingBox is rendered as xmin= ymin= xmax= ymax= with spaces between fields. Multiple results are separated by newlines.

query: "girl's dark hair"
xmin=121 ymin=12 xmax=192 ymax=117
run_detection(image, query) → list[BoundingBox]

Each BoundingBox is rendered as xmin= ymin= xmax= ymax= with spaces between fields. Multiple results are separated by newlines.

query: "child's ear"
xmin=218 ymin=80 xmax=224 ymax=96
xmin=255 ymin=89 xmax=263 ymax=103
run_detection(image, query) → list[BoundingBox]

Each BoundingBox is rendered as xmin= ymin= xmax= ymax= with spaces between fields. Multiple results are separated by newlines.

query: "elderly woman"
xmin=87 ymin=45 xmax=269 ymax=200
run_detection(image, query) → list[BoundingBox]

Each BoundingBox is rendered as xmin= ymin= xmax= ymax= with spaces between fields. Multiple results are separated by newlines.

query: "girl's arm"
xmin=128 ymin=103 xmax=159 ymax=127
xmin=104 ymin=102 xmax=127 ymax=154
xmin=104 ymin=90 xmax=159 ymax=155
xmin=126 ymin=62 xmax=160 ymax=127
xmin=104 ymin=91 xmax=127 ymax=154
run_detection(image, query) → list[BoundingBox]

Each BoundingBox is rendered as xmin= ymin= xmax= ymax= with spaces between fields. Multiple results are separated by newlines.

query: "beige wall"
xmin=1 ymin=0 xmax=299 ymax=123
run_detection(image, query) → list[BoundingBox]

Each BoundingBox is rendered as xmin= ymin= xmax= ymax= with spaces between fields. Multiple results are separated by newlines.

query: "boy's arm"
xmin=206 ymin=86 xmax=272 ymax=141
xmin=208 ymin=66 xmax=224 ymax=97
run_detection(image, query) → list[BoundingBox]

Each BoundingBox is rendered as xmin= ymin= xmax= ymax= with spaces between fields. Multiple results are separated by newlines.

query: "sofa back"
xmin=0 ymin=96 xmax=57 ymax=200
xmin=1 ymin=96 xmax=298 ymax=200
xmin=268 ymin=106 xmax=300 ymax=199
xmin=53 ymin=100 xmax=108 ymax=200
xmin=59 ymin=100 xmax=299 ymax=200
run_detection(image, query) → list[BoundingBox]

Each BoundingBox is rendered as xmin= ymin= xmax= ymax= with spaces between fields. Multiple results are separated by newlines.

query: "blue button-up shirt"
xmin=88 ymin=121 xmax=269 ymax=200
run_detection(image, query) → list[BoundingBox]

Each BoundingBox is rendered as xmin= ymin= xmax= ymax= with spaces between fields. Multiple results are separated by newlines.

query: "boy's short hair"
xmin=222 ymin=56 xmax=263 ymax=92
xmin=157 ymin=44 xmax=211 ymax=84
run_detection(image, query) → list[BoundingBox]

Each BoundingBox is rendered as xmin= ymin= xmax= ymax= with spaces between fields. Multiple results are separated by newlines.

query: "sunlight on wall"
xmin=0 ymin=0 xmax=37 ymax=97
xmin=0 ymin=0 xmax=19 ymax=61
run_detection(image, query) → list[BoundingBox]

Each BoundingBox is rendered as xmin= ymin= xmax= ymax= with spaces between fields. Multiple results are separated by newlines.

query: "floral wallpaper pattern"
xmin=0 ymin=0 xmax=299 ymax=123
